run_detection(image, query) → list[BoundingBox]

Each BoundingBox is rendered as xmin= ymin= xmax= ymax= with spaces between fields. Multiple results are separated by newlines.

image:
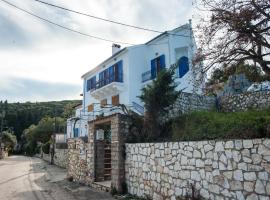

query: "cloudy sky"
xmin=0 ymin=0 xmax=196 ymax=102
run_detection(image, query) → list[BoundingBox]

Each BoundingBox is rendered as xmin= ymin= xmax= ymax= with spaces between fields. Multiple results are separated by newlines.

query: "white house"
xmin=67 ymin=21 xmax=203 ymax=139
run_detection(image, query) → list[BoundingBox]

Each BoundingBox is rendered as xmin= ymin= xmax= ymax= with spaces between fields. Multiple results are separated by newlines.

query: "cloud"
xmin=0 ymin=76 xmax=81 ymax=102
xmin=0 ymin=0 xmax=196 ymax=102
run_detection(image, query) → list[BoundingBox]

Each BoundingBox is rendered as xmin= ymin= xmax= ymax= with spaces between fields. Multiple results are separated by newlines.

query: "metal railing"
xmin=90 ymin=73 xmax=123 ymax=91
xmin=142 ymin=70 xmax=152 ymax=83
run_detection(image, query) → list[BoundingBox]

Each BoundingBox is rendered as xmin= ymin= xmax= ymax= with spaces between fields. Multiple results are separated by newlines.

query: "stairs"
xmin=104 ymin=143 xmax=111 ymax=181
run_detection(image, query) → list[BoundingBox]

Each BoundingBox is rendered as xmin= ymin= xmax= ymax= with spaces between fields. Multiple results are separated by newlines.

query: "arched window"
xmin=178 ymin=56 xmax=189 ymax=78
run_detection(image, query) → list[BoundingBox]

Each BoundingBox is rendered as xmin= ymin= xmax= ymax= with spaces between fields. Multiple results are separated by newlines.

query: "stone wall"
xmin=172 ymin=92 xmax=216 ymax=115
xmin=66 ymin=114 xmax=129 ymax=192
xmin=54 ymin=148 xmax=68 ymax=168
xmin=125 ymin=139 xmax=270 ymax=200
xmin=42 ymin=152 xmax=51 ymax=163
xmin=67 ymin=138 xmax=91 ymax=184
xmin=220 ymin=91 xmax=270 ymax=112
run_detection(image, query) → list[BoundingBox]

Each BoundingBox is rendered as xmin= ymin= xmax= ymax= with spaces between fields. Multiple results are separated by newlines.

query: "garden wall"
xmin=219 ymin=91 xmax=270 ymax=112
xmin=173 ymin=92 xmax=216 ymax=114
xmin=54 ymin=148 xmax=68 ymax=168
xmin=125 ymin=139 xmax=270 ymax=200
xmin=42 ymin=152 xmax=51 ymax=163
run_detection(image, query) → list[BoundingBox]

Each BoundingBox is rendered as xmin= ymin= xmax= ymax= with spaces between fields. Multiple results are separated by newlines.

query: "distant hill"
xmin=0 ymin=100 xmax=81 ymax=141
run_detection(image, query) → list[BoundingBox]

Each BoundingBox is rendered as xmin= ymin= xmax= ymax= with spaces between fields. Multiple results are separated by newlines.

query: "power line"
xmin=0 ymin=0 xmax=135 ymax=45
xmin=34 ymin=0 xmax=191 ymax=38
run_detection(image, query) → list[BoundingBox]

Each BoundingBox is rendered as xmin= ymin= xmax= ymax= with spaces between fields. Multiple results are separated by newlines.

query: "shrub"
xmin=42 ymin=142 xmax=50 ymax=154
xmin=172 ymin=109 xmax=270 ymax=141
xmin=2 ymin=131 xmax=17 ymax=152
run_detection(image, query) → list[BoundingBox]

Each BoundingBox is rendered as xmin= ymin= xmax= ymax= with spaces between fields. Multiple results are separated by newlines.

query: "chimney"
xmin=112 ymin=43 xmax=121 ymax=55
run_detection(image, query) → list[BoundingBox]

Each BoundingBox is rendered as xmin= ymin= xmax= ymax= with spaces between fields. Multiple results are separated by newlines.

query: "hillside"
xmin=0 ymin=100 xmax=81 ymax=141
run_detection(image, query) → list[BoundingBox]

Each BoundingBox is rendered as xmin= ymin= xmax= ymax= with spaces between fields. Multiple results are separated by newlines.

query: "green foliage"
xmin=1 ymin=131 xmax=17 ymax=152
xmin=22 ymin=117 xmax=66 ymax=155
xmin=172 ymin=110 xmax=270 ymax=141
xmin=0 ymin=100 xmax=80 ymax=143
xmin=42 ymin=141 xmax=50 ymax=154
xmin=207 ymin=63 xmax=270 ymax=86
xmin=139 ymin=68 xmax=180 ymax=141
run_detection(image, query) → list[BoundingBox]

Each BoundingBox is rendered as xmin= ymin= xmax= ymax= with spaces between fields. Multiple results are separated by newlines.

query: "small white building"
xmin=67 ymin=21 xmax=203 ymax=139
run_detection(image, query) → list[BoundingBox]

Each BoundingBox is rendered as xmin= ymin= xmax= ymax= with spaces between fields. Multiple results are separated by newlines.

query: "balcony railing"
xmin=142 ymin=70 xmax=152 ymax=83
xmin=90 ymin=73 xmax=123 ymax=92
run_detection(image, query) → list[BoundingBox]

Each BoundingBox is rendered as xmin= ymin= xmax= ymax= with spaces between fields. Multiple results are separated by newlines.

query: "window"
xmin=151 ymin=54 xmax=165 ymax=79
xmin=74 ymin=128 xmax=79 ymax=137
xmin=100 ymin=99 xmax=107 ymax=107
xmin=112 ymin=95 xmax=119 ymax=106
xmin=86 ymin=76 xmax=96 ymax=91
xmin=98 ymin=60 xmax=123 ymax=88
xmin=178 ymin=56 xmax=189 ymax=78
xmin=88 ymin=104 xmax=94 ymax=112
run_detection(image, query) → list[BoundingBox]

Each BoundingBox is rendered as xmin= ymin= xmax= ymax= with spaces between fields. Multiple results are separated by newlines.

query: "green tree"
xmin=2 ymin=131 xmax=17 ymax=152
xmin=139 ymin=68 xmax=180 ymax=141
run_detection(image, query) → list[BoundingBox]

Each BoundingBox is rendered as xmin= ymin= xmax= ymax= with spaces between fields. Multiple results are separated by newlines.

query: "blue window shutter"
xmin=99 ymin=72 xmax=103 ymax=87
xmin=86 ymin=79 xmax=91 ymax=91
xmin=179 ymin=56 xmax=189 ymax=78
xmin=109 ymin=66 xmax=114 ymax=82
xmin=151 ymin=59 xmax=156 ymax=79
xmin=91 ymin=76 xmax=96 ymax=89
xmin=118 ymin=60 xmax=123 ymax=82
xmin=160 ymin=55 xmax=166 ymax=69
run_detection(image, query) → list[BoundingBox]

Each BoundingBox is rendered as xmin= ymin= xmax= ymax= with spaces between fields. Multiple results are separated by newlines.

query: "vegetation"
xmin=138 ymin=68 xmax=180 ymax=141
xmin=172 ymin=110 xmax=270 ymax=141
xmin=1 ymin=131 xmax=17 ymax=153
xmin=195 ymin=0 xmax=270 ymax=75
xmin=22 ymin=117 xmax=66 ymax=155
xmin=207 ymin=63 xmax=270 ymax=86
xmin=0 ymin=100 xmax=80 ymax=143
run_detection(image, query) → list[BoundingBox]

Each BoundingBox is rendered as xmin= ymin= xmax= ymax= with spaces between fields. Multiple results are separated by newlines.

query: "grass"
xmin=172 ymin=109 xmax=270 ymax=141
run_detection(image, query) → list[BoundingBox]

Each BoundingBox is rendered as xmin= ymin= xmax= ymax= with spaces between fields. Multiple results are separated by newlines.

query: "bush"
xmin=172 ymin=109 xmax=270 ymax=141
xmin=42 ymin=142 xmax=50 ymax=154
xmin=2 ymin=131 xmax=17 ymax=152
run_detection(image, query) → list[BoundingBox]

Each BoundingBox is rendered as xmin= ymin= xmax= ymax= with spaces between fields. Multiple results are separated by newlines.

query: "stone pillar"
xmin=111 ymin=114 xmax=129 ymax=193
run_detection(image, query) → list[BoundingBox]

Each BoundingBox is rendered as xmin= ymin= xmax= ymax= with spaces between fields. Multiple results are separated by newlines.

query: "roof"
xmin=81 ymin=22 xmax=191 ymax=79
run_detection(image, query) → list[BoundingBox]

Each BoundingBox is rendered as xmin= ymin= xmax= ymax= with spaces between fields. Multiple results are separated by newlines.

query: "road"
xmin=0 ymin=156 xmax=114 ymax=200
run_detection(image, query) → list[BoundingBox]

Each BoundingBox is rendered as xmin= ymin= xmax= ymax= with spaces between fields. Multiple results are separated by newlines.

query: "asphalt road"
xmin=0 ymin=156 xmax=114 ymax=200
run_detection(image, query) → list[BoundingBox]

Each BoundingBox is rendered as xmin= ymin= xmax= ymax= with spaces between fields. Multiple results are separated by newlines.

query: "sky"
xmin=0 ymin=0 xmax=196 ymax=103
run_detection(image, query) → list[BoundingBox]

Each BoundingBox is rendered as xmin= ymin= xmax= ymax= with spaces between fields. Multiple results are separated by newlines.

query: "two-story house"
xmin=67 ymin=20 xmax=202 ymax=139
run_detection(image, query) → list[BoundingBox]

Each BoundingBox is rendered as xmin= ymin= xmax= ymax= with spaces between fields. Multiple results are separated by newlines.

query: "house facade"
xmin=67 ymin=20 xmax=202 ymax=139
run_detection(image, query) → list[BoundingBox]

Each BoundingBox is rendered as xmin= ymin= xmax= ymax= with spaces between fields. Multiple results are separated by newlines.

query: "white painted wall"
xmin=67 ymin=22 xmax=203 ymax=139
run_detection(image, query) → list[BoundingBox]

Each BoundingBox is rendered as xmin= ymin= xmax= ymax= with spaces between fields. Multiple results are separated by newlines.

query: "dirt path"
xmin=0 ymin=156 xmax=114 ymax=200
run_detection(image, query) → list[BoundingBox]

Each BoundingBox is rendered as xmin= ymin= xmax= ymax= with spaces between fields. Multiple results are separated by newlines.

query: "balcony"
xmin=90 ymin=74 xmax=124 ymax=100
xmin=142 ymin=70 xmax=152 ymax=83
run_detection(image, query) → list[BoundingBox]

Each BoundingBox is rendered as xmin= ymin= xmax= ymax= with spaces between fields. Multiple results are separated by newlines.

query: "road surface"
xmin=0 ymin=156 xmax=114 ymax=200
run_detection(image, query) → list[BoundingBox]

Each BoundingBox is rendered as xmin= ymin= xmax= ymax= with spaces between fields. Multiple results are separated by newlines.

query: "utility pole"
xmin=50 ymin=106 xmax=56 ymax=165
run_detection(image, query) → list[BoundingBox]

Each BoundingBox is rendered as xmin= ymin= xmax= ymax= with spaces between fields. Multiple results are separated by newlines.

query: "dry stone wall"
xmin=125 ymin=139 xmax=270 ymax=200
xmin=172 ymin=92 xmax=216 ymax=114
xmin=220 ymin=91 xmax=270 ymax=112
xmin=54 ymin=148 xmax=68 ymax=168
xmin=67 ymin=138 xmax=91 ymax=184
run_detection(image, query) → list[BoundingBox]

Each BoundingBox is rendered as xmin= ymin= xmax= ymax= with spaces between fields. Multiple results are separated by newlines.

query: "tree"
xmin=139 ymin=68 xmax=180 ymax=141
xmin=207 ymin=63 xmax=270 ymax=86
xmin=194 ymin=0 xmax=270 ymax=75
xmin=2 ymin=131 xmax=17 ymax=152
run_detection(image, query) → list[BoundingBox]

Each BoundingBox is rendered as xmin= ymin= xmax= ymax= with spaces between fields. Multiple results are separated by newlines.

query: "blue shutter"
xmin=99 ymin=72 xmax=103 ymax=88
xmin=160 ymin=55 xmax=166 ymax=69
xmin=151 ymin=59 xmax=156 ymax=79
xmin=109 ymin=66 xmax=114 ymax=83
xmin=74 ymin=128 xmax=79 ymax=137
xmin=91 ymin=76 xmax=96 ymax=90
xmin=179 ymin=56 xmax=189 ymax=78
xmin=86 ymin=79 xmax=91 ymax=91
xmin=118 ymin=60 xmax=123 ymax=82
